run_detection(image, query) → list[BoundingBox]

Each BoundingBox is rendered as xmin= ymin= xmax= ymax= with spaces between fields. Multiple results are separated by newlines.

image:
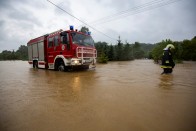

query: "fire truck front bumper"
xmin=70 ymin=58 xmax=94 ymax=66
xmin=71 ymin=59 xmax=82 ymax=66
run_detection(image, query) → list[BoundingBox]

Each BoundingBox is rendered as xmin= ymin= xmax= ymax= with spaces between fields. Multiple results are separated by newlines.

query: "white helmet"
xmin=163 ymin=44 xmax=175 ymax=50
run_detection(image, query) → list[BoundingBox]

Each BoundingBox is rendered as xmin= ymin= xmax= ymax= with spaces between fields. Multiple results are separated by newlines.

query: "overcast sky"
xmin=0 ymin=0 xmax=195 ymax=52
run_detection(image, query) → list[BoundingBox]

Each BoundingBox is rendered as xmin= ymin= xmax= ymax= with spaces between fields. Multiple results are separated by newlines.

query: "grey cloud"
xmin=0 ymin=0 xmax=46 ymax=9
xmin=54 ymin=1 xmax=72 ymax=17
xmin=0 ymin=20 xmax=6 ymax=41
xmin=26 ymin=0 xmax=47 ymax=8
xmin=8 ymin=7 xmax=42 ymax=26
xmin=95 ymin=0 xmax=137 ymax=10
xmin=0 ymin=0 xmax=42 ymax=27
xmin=0 ymin=20 xmax=17 ymax=52
xmin=0 ymin=0 xmax=42 ymax=52
xmin=0 ymin=20 xmax=5 ymax=27
xmin=0 ymin=0 xmax=12 ymax=9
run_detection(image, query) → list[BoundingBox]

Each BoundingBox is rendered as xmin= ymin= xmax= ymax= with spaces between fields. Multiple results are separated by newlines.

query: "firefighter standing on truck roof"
xmin=161 ymin=44 xmax=175 ymax=74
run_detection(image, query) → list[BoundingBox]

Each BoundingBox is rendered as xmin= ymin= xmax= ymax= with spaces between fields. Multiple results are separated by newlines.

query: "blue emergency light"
xmin=70 ymin=25 xmax=74 ymax=31
xmin=87 ymin=31 xmax=91 ymax=35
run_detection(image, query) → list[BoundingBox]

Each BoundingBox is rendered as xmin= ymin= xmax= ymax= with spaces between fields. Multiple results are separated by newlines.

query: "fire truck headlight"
xmin=74 ymin=60 xmax=79 ymax=64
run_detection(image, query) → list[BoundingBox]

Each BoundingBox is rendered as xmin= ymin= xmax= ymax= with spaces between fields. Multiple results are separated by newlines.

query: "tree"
xmin=151 ymin=40 xmax=171 ymax=62
xmin=0 ymin=45 xmax=28 ymax=60
xmin=107 ymin=44 xmax=115 ymax=61
xmin=11 ymin=50 xmax=17 ymax=60
xmin=80 ymin=26 xmax=89 ymax=33
xmin=16 ymin=45 xmax=28 ymax=60
xmin=190 ymin=37 xmax=196 ymax=60
xmin=132 ymin=42 xmax=144 ymax=59
xmin=95 ymin=41 xmax=108 ymax=57
xmin=173 ymin=41 xmax=183 ymax=62
xmin=116 ymin=36 xmax=123 ymax=60
xmin=95 ymin=41 xmax=109 ymax=63
xmin=122 ymin=42 xmax=133 ymax=60
xmin=181 ymin=38 xmax=196 ymax=61
xmin=98 ymin=51 xmax=108 ymax=63
xmin=0 ymin=50 xmax=13 ymax=60
xmin=140 ymin=43 xmax=155 ymax=58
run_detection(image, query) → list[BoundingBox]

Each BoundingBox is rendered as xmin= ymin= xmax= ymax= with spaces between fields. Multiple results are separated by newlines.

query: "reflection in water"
xmin=72 ymin=76 xmax=81 ymax=92
xmin=72 ymin=76 xmax=82 ymax=101
xmin=159 ymin=74 xmax=174 ymax=89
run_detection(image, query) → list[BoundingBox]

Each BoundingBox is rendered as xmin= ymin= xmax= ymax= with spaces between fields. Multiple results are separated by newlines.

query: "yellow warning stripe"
xmin=161 ymin=65 xmax=172 ymax=68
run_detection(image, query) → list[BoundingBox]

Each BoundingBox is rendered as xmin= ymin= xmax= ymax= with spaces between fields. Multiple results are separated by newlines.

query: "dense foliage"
xmin=0 ymin=45 xmax=28 ymax=60
xmin=80 ymin=26 xmax=89 ymax=33
xmin=151 ymin=36 xmax=196 ymax=62
xmin=95 ymin=37 xmax=154 ymax=63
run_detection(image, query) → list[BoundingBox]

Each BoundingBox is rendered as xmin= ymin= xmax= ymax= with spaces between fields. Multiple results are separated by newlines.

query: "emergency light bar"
xmin=70 ymin=25 xmax=74 ymax=31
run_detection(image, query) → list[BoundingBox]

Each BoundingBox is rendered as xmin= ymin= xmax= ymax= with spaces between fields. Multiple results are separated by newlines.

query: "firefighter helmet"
xmin=163 ymin=44 xmax=175 ymax=50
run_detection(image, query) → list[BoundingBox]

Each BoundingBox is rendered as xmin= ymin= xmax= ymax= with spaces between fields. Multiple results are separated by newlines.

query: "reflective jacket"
xmin=161 ymin=50 xmax=175 ymax=68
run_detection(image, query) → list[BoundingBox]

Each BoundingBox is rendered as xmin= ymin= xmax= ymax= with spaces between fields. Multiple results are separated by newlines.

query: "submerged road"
xmin=0 ymin=60 xmax=196 ymax=131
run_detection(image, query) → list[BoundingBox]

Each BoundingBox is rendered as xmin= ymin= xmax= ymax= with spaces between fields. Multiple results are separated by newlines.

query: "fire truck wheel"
xmin=58 ymin=63 xmax=65 ymax=72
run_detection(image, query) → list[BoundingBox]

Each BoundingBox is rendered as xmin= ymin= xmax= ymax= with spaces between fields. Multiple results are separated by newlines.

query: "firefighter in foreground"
xmin=161 ymin=44 xmax=175 ymax=74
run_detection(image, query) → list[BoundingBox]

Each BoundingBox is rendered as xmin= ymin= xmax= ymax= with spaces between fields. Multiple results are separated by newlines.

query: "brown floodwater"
xmin=0 ymin=60 xmax=196 ymax=131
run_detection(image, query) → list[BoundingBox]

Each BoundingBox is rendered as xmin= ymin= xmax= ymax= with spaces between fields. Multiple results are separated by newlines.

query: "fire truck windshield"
xmin=71 ymin=33 xmax=94 ymax=47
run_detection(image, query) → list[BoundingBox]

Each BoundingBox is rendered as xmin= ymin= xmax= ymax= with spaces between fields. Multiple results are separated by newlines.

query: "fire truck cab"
xmin=27 ymin=26 xmax=97 ymax=71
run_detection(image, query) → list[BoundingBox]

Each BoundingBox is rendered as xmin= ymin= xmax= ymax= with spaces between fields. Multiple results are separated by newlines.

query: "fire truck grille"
xmin=76 ymin=47 xmax=97 ymax=58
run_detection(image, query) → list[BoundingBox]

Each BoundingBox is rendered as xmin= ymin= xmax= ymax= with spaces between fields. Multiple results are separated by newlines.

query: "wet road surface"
xmin=0 ymin=60 xmax=196 ymax=131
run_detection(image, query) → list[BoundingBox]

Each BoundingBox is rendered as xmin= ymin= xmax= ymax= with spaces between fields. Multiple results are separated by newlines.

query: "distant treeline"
xmin=0 ymin=45 xmax=28 ymax=60
xmin=0 ymin=36 xmax=195 ymax=62
xmin=95 ymin=38 xmax=154 ymax=63
xmin=96 ymin=36 xmax=196 ymax=63
xmin=150 ymin=36 xmax=196 ymax=62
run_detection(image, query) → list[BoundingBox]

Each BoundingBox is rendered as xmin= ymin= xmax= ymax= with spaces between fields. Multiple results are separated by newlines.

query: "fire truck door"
xmin=54 ymin=35 xmax=61 ymax=54
xmin=61 ymin=33 xmax=71 ymax=55
xmin=47 ymin=37 xmax=55 ymax=66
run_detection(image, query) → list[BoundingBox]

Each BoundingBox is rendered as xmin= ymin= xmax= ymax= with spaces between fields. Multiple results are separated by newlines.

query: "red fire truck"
xmin=27 ymin=26 xmax=97 ymax=71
